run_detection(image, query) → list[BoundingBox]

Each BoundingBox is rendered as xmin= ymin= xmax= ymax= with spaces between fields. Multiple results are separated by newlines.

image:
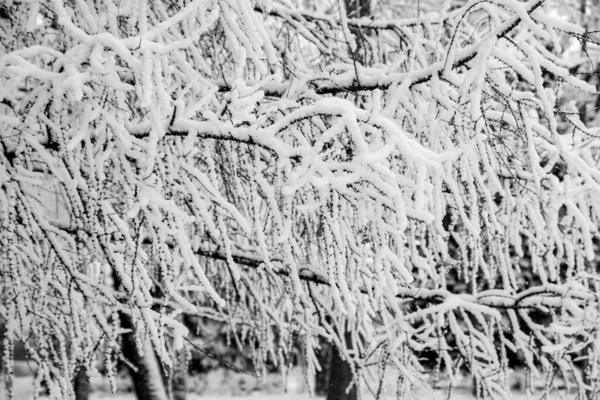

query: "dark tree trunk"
xmin=315 ymin=340 xmax=331 ymax=396
xmin=344 ymin=0 xmax=371 ymax=18
xmin=120 ymin=315 xmax=188 ymax=400
xmin=325 ymin=3 xmax=370 ymax=395
xmin=171 ymin=348 xmax=188 ymax=400
xmin=343 ymin=0 xmax=372 ymax=64
xmin=110 ymin=265 xmax=175 ymax=400
xmin=326 ymin=331 xmax=357 ymax=400
xmin=582 ymin=345 xmax=596 ymax=400
xmin=73 ymin=364 xmax=89 ymax=400
xmin=121 ymin=315 xmax=169 ymax=400
xmin=0 ymin=319 xmax=4 ymax=372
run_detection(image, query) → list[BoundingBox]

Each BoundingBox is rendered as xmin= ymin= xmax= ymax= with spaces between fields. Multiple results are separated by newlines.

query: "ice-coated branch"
xmin=3 ymin=0 xmax=600 ymax=398
xmin=194 ymin=245 xmax=599 ymax=312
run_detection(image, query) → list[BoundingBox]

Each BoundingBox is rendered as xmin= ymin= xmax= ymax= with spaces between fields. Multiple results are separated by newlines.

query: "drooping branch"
xmin=219 ymin=0 xmax=549 ymax=97
xmin=192 ymin=245 xmax=599 ymax=312
xmin=254 ymin=2 xmax=441 ymax=31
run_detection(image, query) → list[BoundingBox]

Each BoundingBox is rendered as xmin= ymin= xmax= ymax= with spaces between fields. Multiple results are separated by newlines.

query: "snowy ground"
xmin=0 ymin=365 xmax=576 ymax=400
xmin=1 ymin=376 xmax=575 ymax=400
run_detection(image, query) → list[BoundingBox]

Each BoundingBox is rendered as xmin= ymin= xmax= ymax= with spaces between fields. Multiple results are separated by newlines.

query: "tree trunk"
xmin=0 ymin=318 xmax=4 ymax=372
xmin=0 ymin=319 xmax=4 ymax=397
xmin=73 ymin=364 xmax=89 ymax=400
xmin=121 ymin=315 xmax=170 ymax=400
xmin=171 ymin=348 xmax=188 ymax=400
xmin=110 ymin=263 xmax=178 ymax=400
xmin=325 ymin=2 xmax=370 ymax=397
xmin=326 ymin=331 xmax=357 ymax=400
xmin=344 ymin=0 xmax=370 ymax=18
xmin=315 ymin=339 xmax=331 ymax=397
xmin=343 ymin=0 xmax=372 ymax=64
